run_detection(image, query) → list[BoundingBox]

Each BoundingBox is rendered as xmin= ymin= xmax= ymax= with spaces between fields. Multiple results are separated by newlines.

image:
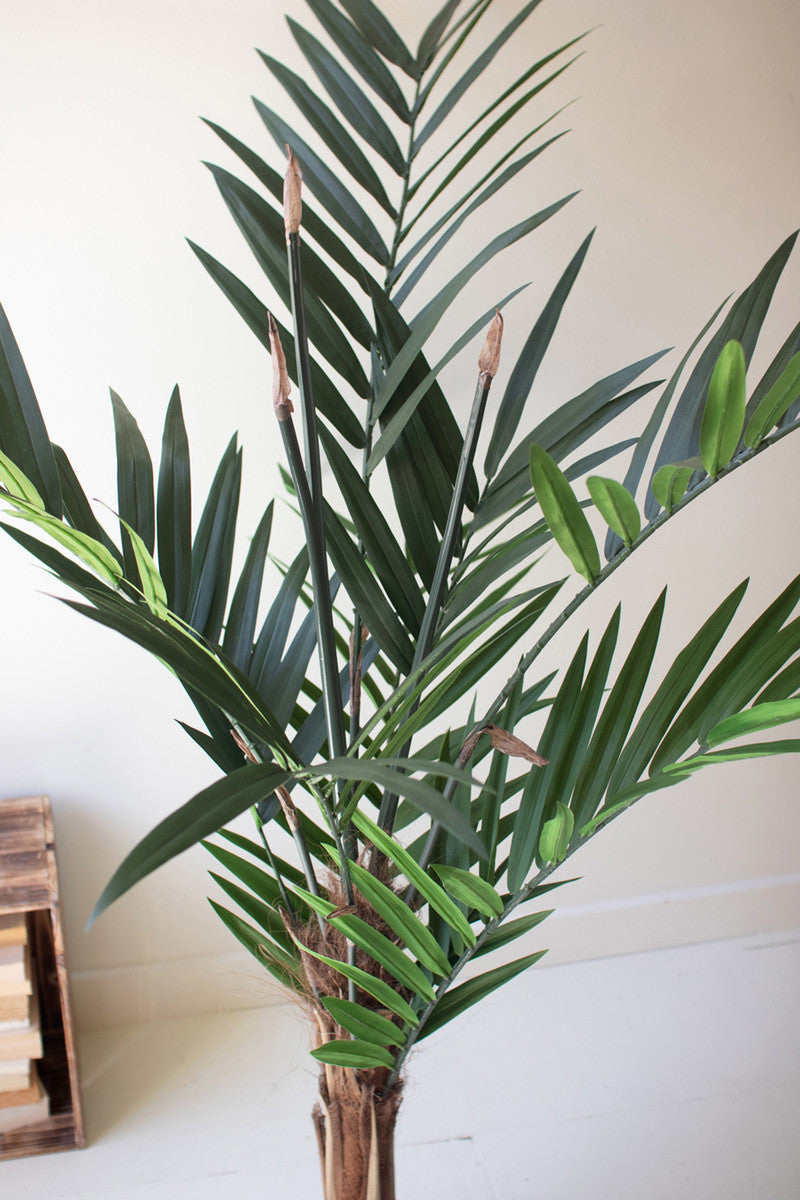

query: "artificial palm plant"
xmin=1 ymin=1 xmax=799 ymax=1196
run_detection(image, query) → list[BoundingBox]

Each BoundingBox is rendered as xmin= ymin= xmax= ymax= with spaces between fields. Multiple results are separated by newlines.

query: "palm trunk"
xmin=312 ymin=1018 xmax=403 ymax=1200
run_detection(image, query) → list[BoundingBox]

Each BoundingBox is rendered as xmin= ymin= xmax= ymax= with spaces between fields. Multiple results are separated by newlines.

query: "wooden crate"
xmin=0 ymin=796 xmax=85 ymax=1158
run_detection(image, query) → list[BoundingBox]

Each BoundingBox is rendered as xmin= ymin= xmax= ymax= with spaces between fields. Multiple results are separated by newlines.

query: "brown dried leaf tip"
xmin=276 ymin=784 xmax=301 ymax=831
xmin=478 ymin=308 xmax=503 ymax=384
xmin=483 ymin=723 xmax=548 ymax=767
xmin=284 ymin=144 xmax=302 ymax=238
xmin=268 ymin=312 xmax=293 ymax=421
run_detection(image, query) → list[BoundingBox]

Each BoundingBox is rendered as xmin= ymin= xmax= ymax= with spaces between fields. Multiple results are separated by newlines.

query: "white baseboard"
xmin=69 ymin=872 xmax=800 ymax=1029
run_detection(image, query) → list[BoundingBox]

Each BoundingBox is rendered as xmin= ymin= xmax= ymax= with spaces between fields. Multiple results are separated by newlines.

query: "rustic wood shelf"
xmin=0 ymin=795 xmax=84 ymax=1159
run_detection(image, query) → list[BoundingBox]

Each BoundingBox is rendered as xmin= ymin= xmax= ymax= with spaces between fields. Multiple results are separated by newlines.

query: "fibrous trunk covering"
xmin=290 ymin=868 xmax=408 ymax=1199
xmin=312 ymin=1035 xmax=402 ymax=1200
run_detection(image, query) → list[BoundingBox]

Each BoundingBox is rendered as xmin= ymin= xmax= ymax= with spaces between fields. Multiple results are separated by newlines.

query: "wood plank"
xmin=0 ymin=797 xmax=85 ymax=1158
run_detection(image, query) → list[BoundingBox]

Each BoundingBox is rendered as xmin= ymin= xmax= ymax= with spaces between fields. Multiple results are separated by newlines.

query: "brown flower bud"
xmin=478 ymin=308 xmax=503 ymax=385
xmin=284 ymin=144 xmax=302 ymax=238
xmin=268 ymin=312 xmax=293 ymax=421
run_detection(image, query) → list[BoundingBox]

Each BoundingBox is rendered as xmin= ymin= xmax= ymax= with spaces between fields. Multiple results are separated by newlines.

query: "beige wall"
xmin=0 ymin=0 xmax=798 ymax=1027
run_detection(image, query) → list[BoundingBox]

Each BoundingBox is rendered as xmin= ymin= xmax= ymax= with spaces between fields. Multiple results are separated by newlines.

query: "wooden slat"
xmin=0 ymin=797 xmax=85 ymax=1158
xmin=0 ymin=795 xmax=53 ymax=911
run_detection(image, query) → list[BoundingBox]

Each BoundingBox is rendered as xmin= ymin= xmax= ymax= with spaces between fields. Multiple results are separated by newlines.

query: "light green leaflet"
xmin=699 ymin=340 xmax=746 ymax=477
xmin=2 ymin=484 xmax=122 ymax=586
xmin=120 ymin=519 xmax=169 ymax=617
xmin=538 ymin=802 xmax=574 ymax=864
xmin=0 ymin=446 xmax=45 ymax=508
xmin=352 ymin=811 xmax=476 ymax=949
xmin=310 ymin=1039 xmax=395 ymax=1070
xmin=431 ymin=865 xmax=503 ymax=919
xmin=587 ymin=475 xmax=640 ymax=547
xmin=650 ymin=457 xmax=703 ymax=510
xmin=529 ymin=444 xmax=600 ymax=583
xmin=705 ymin=698 xmax=800 ymax=748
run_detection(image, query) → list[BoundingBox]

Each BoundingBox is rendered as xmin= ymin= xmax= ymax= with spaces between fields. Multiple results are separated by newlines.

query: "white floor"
xmin=2 ymin=931 xmax=798 ymax=1199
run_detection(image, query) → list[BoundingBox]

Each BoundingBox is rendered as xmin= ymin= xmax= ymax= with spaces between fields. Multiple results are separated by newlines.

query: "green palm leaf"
xmin=353 ymin=811 xmax=476 ymax=950
xmin=253 ymin=100 xmax=390 ymax=266
xmin=374 ymin=197 xmax=577 ymax=421
xmin=570 ymin=592 xmax=667 ymax=829
xmin=484 ymin=232 xmax=593 ymax=477
xmin=208 ymin=165 xmax=373 ymax=383
xmin=221 ymin=503 xmax=274 ymax=672
xmin=529 ymin=444 xmax=600 ymax=583
xmin=258 ymin=52 xmax=397 ymax=216
xmin=298 ymin=943 xmax=420 ymax=1025
xmin=52 ymin=444 xmax=117 ymax=553
xmin=587 ymin=476 xmax=641 ymax=548
xmin=189 ymin=243 xmax=365 ymax=448
xmin=320 ymin=427 xmax=425 ymax=634
xmin=394 ymin=133 xmax=568 ymax=305
xmin=699 ymin=340 xmax=746 ymax=477
xmin=156 ymin=386 xmax=192 ymax=616
xmin=319 ymin=997 xmax=403 ymax=1047
xmin=419 ymin=950 xmax=548 ymax=1039
xmin=90 ymin=763 xmax=292 ymax=924
xmin=645 ymin=231 xmax=797 ymax=519
xmin=209 ymin=901 xmax=300 ymax=989
xmin=705 ymin=698 xmax=800 ymax=748
xmin=305 ymin=0 xmax=411 ymax=122
xmin=413 ymin=0 xmax=546 ymax=154
xmin=186 ymin=435 xmax=241 ymax=642
xmin=744 ymin=351 xmax=800 ymax=449
xmin=330 ymin=852 xmax=451 ymax=976
xmin=110 ymin=389 xmax=155 ymax=578
xmin=288 ymin=20 xmax=404 ymax=172
xmin=0 ymin=300 xmax=62 ymax=517
xmin=336 ymin=0 xmax=417 ymax=77
xmin=310 ymin=1039 xmax=395 ymax=1070
xmin=650 ymin=458 xmax=703 ymax=511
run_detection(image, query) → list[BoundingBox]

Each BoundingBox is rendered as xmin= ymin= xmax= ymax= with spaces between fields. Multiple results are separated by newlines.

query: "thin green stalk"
xmin=251 ymin=805 xmax=293 ymax=916
xmin=349 ymin=389 xmax=375 ymax=755
xmin=385 ymin=78 xmax=423 ymax=288
xmin=282 ymin=155 xmax=347 ymax=768
xmin=230 ymin=724 xmax=322 ymax=933
xmin=378 ymin=314 xmax=503 ymax=831
xmin=275 ymin=786 xmax=327 ymax=939
xmin=276 ymin=407 xmax=346 ymax=746
xmin=269 ymin=312 xmax=353 ymax=883
xmin=269 ymin=307 xmax=357 ymax=1001
xmin=414 ymin=374 xmax=492 ymax=670
xmin=287 ymin=234 xmax=323 ymax=507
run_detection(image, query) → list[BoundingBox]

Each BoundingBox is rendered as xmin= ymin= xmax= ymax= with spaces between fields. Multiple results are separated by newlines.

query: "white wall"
xmin=0 ymin=0 xmax=798 ymax=1028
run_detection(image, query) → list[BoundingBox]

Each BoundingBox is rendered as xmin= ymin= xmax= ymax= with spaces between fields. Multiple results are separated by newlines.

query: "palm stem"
xmin=251 ymin=806 xmax=293 ymax=916
xmin=378 ymin=315 xmax=503 ymax=832
xmin=275 ymin=786 xmax=327 ymax=938
xmin=385 ymin=77 xmax=423 ymax=289
xmin=275 ymin=409 xmax=354 ymax=896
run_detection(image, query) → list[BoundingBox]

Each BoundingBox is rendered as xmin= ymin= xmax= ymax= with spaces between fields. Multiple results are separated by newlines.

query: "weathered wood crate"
xmin=0 ymin=795 xmax=84 ymax=1158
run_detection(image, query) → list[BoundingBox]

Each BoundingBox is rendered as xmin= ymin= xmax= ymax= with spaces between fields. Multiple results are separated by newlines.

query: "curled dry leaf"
xmin=276 ymin=783 xmax=301 ymax=831
xmin=268 ymin=312 xmax=294 ymax=421
xmin=482 ymin=723 xmax=548 ymax=767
